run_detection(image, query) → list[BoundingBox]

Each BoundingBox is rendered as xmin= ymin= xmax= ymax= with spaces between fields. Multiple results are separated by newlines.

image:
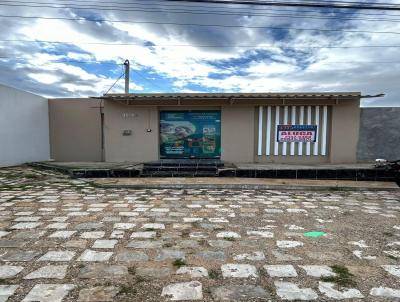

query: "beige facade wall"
xmin=221 ymin=106 xmax=255 ymax=162
xmin=330 ymin=99 xmax=361 ymax=163
xmin=48 ymin=98 xmax=102 ymax=162
xmin=104 ymin=101 xmax=159 ymax=162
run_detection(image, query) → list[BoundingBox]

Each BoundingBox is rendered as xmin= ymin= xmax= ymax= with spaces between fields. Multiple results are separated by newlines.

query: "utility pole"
xmin=124 ymin=59 xmax=130 ymax=94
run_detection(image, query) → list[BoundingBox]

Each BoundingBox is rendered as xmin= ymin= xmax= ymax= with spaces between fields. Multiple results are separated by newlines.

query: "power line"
xmin=165 ymin=0 xmax=400 ymax=11
xmin=2 ymin=2 xmax=400 ymax=22
xmin=1 ymin=15 xmax=400 ymax=35
xmin=2 ymin=1 xmax=400 ymax=17
xmin=1 ymin=38 xmax=400 ymax=48
xmin=0 ymin=56 xmax=399 ymax=64
xmin=5 ymin=0 xmax=400 ymax=18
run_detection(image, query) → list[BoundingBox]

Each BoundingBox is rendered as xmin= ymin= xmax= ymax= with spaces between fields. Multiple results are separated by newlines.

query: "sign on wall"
xmin=277 ymin=125 xmax=318 ymax=142
xmin=160 ymin=111 xmax=221 ymax=158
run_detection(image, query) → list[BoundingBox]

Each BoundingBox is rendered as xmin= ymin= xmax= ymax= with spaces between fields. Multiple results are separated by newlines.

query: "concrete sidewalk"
xmin=90 ymin=177 xmax=399 ymax=191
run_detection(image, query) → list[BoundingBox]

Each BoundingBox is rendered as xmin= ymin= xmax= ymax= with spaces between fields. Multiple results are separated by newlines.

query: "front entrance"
xmin=160 ymin=111 xmax=221 ymax=158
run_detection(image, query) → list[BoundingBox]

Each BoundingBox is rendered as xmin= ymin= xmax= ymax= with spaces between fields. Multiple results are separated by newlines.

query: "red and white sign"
xmin=277 ymin=125 xmax=317 ymax=142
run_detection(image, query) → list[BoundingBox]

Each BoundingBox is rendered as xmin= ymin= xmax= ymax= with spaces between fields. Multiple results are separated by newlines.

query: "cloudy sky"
xmin=0 ymin=0 xmax=399 ymax=106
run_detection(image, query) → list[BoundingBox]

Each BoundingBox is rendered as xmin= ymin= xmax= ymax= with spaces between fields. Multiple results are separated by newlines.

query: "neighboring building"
xmin=0 ymin=84 xmax=50 ymax=167
xmin=49 ymin=92 xmax=362 ymax=164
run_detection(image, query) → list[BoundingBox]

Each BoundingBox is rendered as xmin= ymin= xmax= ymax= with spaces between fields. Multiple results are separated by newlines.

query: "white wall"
xmin=0 ymin=84 xmax=50 ymax=167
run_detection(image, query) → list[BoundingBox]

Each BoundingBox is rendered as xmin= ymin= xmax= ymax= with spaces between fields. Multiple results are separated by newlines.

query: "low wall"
xmin=357 ymin=107 xmax=400 ymax=161
xmin=48 ymin=98 xmax=103 ymax=162
xmin=0 ymin=84 xmax=50 ymax=167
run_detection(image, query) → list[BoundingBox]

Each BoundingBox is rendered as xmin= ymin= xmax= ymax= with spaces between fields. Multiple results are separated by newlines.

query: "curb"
xmin=87 ymin=182 xmax=400 ymax=191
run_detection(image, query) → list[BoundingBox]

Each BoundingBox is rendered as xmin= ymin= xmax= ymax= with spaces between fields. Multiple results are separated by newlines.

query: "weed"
xmin=172 ymin=258 xmax=186 ymax=268
xmin=208 ymin=269 xmax=222 ymax=280
xmin=224 ymin=237 xmax=235 ymax=241
xmin=118 ymin=284 xmax=137 ymax=296
xmin=383 ymin=231 xmax=394 ymax=237
xmin=128 ymin=267 xmax=136 ymax=275
xmin=320 ymin=265 xmax=356 ymax=287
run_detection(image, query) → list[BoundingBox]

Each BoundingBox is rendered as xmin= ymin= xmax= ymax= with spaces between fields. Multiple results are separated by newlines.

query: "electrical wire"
xmin=1 ymin=15 xmax=400 ymax=35
xmin=1 ymin=38 xmax=400 ymax=48
xmin=164 ymin=0 xmax=400 ymax=11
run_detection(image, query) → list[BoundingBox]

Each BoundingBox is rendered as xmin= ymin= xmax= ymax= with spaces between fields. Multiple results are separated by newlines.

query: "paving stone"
xmin=136 ymin=267 xmax=173 ymax=278
xmin=22 ymin=284 xmax=75 ymax=302
xmin=0 ymin=250 xmax=41 ymax=262
xmin=10 ymin=222 xmax=42 ymax=230
xmin=0 ymin=285 xmax=18 ymax=302
xmin=92 ymin=240 xmax=118 ymax=249
xmin=300 ymin=265 xmax=336 ymax=277
xmin=156 ymin=249 xmax=186 ymax=261
xmin=207 ymin=240 xmax=233 ymax=248
xmin=46 ymin=223 xmax=69 ymax=229
xmin=142 ymin=223 xmax=165 ymax=230
xmin=176 ymin=267 xmax=208 ymax=278
xmin=75 ymin=222 xmax=103 ymax=230
xmin=80 ymin=232 xmax=105 ymax=239
xmin=78 ymin=250 xmax=113 ymax=262
xmin=172 ymin=240 xmax=197 ymax=249
xmin=370 ymin=287 xmax=400 ymax=298
xmin=161 ymin=281 xmax=202 ymax=301
xmin=277 ymin=240 xmax=304 ymax=248
xmin=382 ymin=265 xmax=400 ymax=277
xmin=49 ymin=231 xmax=76 ymax=239
xmin=78 ymin=264 xmax=128 ymax=278
xmin=318 ymin=282 xmax=364 ymax=299
xmin=11 ymin=230 xmax=46 ymax=239
xmin=38 ymin=251 xmax=75 ymax=262
xmin=211 ymin=285 xmax=269 ymax=301
xmin=78 ymin=286 xmax=120 ymax=302
xmin=115 ymin=251 xmax=148 ymax=262
xmin=274 ymin=281 xmax=318 ymax=300
xmin=221 ymin=264 xmax=258 ymax=278
xmin=272 ymin=250 xmax=302 ymax=261
xmin=24 ymin=265 xmax=68 ymax=279
xmin=0 ymin=265 xmax=24 ymax=278
xmin=126 ymin=240 xmax=163 ymax=249
xmin=113 ymin=223 xmax=136 ymax=230
xmin=247 ymin=230 xmax=274 ymax=238
xmin=0 ymin=240 xmax=26 ymax=248
xmin=196 ymin=251 xmax=226 ymax=261
xmin=216 ymin=232 xmax=241 ymax=239
xmin=63 ymin=239 xmax=87 ymax=249
xmin=130 ymin=231 xmax=157 ymax=239
xmin=233 ymin=251 xmax=265 ymax=261
xmin=264 ymin=265 xmax=298 ymax=277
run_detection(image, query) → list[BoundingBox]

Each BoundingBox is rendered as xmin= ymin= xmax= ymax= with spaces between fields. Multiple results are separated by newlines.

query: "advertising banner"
xmin=160 ymin=111 xmax=221 ymax=158
xmin=277 ymin=125 xmax=317 ymax=142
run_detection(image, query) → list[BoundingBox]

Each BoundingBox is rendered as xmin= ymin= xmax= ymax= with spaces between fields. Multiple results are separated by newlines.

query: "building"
xmin=49 ymin=92 xmax=362 ymax=164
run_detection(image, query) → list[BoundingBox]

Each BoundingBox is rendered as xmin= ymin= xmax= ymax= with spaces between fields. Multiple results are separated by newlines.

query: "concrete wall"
xmin=357 ymin=107 xmax=400 ymax=161
xmin=221 ymin=106 xmax=255 ymax=162
xmin=330 ymin=99 xmax=361 ymax=164
xmin=104 ymin=101 xmax=159 ymax=162
xmin=48 ymin=98 xmax=102 ymax=162
xmin=0 ymin=84 xmax=50 ymax=167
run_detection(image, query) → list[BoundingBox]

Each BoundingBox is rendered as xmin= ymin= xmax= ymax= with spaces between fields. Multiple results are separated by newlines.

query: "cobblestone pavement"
xmin=0 ymin=166 xmax=399 ymax=301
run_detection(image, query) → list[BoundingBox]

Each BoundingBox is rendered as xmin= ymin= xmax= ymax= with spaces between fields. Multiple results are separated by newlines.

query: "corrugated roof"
xmin=101 ymin=92 xmax=361 ymax=100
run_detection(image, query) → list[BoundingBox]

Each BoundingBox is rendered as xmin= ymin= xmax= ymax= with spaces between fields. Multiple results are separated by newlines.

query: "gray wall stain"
xmin=358 ymin=108 xmax=400 ymax=161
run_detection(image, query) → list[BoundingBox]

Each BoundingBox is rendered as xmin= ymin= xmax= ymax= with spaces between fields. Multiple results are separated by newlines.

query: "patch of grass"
xmin=0 ymin=279 xmax=9 ymax=285
xmin=23 ymin=173 xmax=41 ymax=179
xmin=145 ymin=228 xmax=156 ymax=231
xmin=118 ymin=284 xmax=137 ymax=296
xmin=128 ymin=266 xmax=136 ymax=275
xmin=163 ymin=242 xmax=173 ymax=248
xmin=320 ymin=265 xmax=356 ymax=287
xmin=77 ymin=263 xmax=85 ymax=269
xmin=208 ymin=269 xmax=222 ymax=280
xmin=386 ymin=254 xmax=397 ymax=260
xmin=383 ymin=231 xmax=394 ymax=237
xmin=172 ymin=258 xmax=186 ymax=268
xmin=224 ymin=237 xmax=235 ymax=241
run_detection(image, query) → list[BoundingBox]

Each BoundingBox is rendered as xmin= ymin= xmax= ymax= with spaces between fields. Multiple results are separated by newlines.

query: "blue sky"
xmin=0 ymin=0 xmax=399 ymax=106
